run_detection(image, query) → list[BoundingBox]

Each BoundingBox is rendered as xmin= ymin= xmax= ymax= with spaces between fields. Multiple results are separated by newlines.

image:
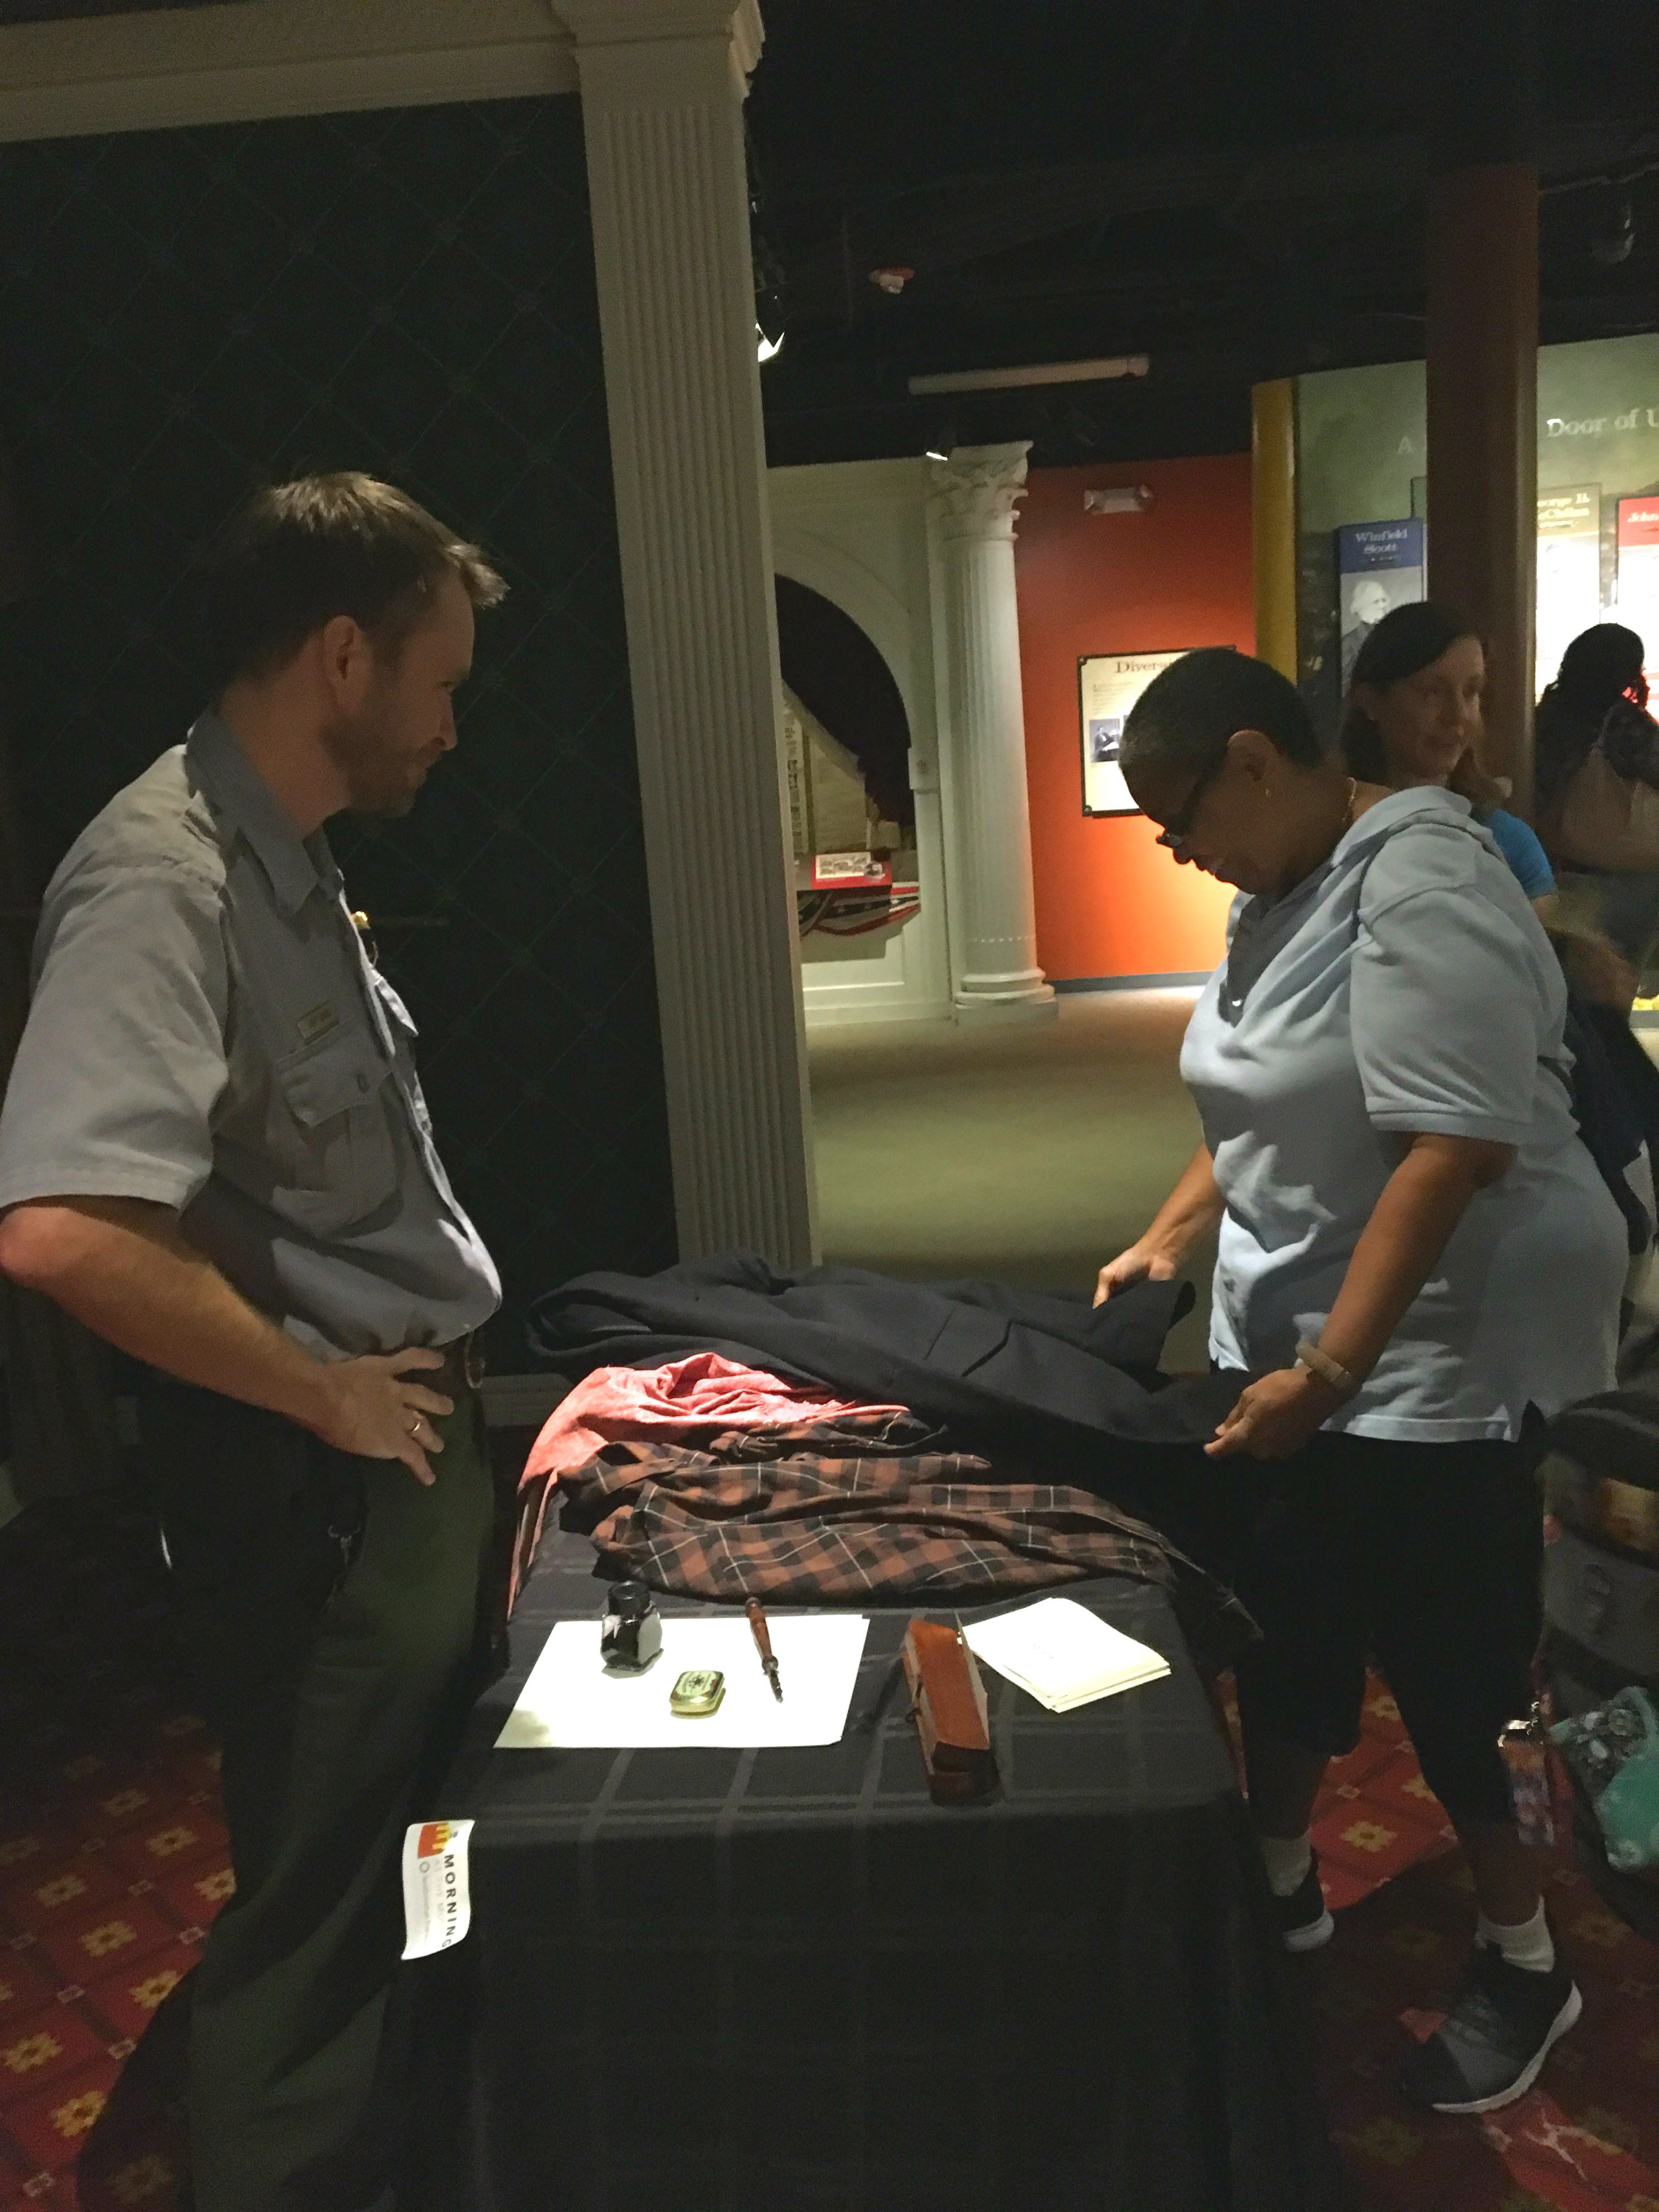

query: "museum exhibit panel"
xmin=1297 ymin=333 xmax=1659 ymax=729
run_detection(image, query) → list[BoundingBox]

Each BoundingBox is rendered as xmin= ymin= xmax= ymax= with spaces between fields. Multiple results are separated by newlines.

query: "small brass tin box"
xmin=669 ymin=1667 xmax=726 ymax=1717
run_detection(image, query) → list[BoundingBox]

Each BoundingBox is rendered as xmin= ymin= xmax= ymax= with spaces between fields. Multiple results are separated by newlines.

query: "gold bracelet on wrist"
xmin=1295 ymin=1338 xmax=1360 ymax=1397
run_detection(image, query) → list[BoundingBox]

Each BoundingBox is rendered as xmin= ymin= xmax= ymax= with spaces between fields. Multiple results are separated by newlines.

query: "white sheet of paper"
xmin=964 ymin=1597 xmax=1171 ymax=1713
xmin=495 ymin=1614 xmax=872 ymax=1750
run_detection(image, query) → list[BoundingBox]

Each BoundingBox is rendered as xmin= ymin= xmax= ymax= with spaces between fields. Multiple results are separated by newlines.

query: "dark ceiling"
xmin=747 ymin=1 xmax=1659 ymax=468
xmin=3 ymin=1 xmax=1656 ymax=469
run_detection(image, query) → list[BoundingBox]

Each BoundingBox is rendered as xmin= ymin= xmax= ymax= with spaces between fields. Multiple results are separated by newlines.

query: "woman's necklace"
xmin=1261 ymin=776 xmax=1366 ymax=915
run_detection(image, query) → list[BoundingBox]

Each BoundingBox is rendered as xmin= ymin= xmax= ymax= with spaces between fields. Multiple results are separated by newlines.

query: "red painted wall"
xmin=1015 ymin=455 xmax=1253 ymax=982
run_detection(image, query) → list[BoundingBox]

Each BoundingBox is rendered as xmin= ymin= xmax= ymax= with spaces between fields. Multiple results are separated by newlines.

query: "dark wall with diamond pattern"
xmin=0 ymin=97 xmax=677 ymax=1364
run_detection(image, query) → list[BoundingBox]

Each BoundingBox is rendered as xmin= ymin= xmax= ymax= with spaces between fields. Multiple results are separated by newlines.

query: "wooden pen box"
xmin=901 ymin=1617 xmax=999 ymax=1806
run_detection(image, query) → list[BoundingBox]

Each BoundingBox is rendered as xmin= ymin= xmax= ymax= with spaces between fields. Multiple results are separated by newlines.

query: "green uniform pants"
xmin=148 ymin=1380 xmax=495 ymax=2212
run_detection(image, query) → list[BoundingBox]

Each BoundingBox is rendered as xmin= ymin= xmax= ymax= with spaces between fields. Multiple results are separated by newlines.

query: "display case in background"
xmin=1297 ymin=333 xmax=1659 ymax=733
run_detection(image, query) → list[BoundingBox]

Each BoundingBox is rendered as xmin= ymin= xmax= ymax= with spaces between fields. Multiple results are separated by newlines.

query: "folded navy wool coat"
xmin=526 ymin=1256 xmax=1248 ymax=1571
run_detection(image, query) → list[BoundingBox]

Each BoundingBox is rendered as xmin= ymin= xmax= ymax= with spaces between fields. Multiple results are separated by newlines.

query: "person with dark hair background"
xmin=1536 ymin=622 xmax=1659 ymax=987
xmin=0 ymin=473 xmax=507 ymax=2211
xmin=1342 ymin=601 xmax=1555 ymax=901
xmin=1340 ymin=601 xmax=1641 ymax=1008
xmin=1095 ymin=646 xmax=1625 ymax=2116
xmin=1341 ymin=603 xmax=1659 ymax=1266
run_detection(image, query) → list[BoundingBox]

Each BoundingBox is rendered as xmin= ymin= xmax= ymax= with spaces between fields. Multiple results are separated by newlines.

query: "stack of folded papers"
xmin=963 ymin=1596 xmax=1171 ymax=1713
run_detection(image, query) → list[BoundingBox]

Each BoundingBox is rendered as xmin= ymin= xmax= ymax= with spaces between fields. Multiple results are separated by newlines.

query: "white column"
xmin=562 ymin=0 xmax=817 ymax=1264
xmin=931 ymin=442 xmax=1055 ymax=1020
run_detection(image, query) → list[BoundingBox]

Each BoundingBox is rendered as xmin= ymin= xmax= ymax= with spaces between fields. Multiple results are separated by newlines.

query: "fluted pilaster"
xmin=565 ymin=0 xmax=816 ymax=1262
xmin=930 ymin=442 xmax=1053 ymax=1017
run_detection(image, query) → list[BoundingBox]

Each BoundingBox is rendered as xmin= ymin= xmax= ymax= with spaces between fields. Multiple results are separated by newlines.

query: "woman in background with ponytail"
xmin=1535 ymin=623 xmax=1659 ymax=987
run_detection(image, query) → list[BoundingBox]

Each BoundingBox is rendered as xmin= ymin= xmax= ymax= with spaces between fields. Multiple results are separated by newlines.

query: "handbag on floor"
xmin=1538 ymin=1382 xmax=1659 ymax=1936
xmin=1551 ymin=1688 xmax=1659 ymax=1872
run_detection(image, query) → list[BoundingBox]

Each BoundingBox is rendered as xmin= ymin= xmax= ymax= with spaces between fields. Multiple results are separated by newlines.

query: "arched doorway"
xmin=768 ymin=473 xmax=955 ymax=1029
xmin=775 ymin=574 xmax=914 ymax=835
xmin=770 ymin=572 xmax=951 ymax=1022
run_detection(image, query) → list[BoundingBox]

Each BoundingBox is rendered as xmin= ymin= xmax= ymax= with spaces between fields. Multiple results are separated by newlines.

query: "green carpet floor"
xmin=807 ymin=990 xmax=1215 ymax=1369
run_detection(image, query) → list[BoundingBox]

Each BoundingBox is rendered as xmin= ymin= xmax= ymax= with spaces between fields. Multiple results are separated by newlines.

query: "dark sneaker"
xmin=1399 ymin=1940 xmax=1582 ymax=2114
xmin=1274 ymin=1852 xmax=1335 ymax=1953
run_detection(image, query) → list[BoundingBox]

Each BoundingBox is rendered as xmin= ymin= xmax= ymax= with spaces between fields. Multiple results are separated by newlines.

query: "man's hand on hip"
xmin=0 ymin=1197 xmax=457 ymax=1485
xmin=312 ymin=1349 xmax=454 ymax=1485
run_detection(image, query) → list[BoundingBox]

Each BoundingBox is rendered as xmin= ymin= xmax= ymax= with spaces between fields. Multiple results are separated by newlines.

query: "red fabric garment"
xmin=509 ymin=1354 xmax=906 ymax=1611
xmin=522 ymin=1352 xmax=904 ymax=1484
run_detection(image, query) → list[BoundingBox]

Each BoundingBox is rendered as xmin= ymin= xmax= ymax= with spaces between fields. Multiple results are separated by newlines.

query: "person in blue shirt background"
xmin=1486 ymin=805 xmax=1557 ymax=900
xmin=1343 ymin=601 xmax=1554 ymax=897
xmin=1342 ymin=601 xmax=1659 ymax=1264
xmin=1341 ymin=601 xmax=1641 ymax=1012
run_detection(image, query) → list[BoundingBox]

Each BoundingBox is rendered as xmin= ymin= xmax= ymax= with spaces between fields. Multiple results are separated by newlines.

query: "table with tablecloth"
xmin=404 ymin=1528 xmax=1338 ymax=2212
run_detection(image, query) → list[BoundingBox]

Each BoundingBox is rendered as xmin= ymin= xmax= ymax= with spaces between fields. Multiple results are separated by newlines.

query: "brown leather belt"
xmin=422 ymin=1331 xmax=486 ymax=1398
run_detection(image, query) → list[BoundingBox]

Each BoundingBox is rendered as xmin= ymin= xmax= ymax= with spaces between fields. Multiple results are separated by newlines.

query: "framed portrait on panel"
xmin=1079 ymin=648 xmax=1194 ymax=816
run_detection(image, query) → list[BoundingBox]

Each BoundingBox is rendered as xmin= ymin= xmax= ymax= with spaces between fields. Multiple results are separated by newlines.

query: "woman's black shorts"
xmin=1233 ymin=1419 xmax=1545 ymax=1826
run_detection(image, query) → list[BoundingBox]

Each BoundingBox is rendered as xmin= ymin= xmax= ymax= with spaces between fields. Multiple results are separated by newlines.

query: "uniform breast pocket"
xmin=368 ymin=965 xmax=437 ymax=1140
xmin=274 ymin=1022 xmax=399 ymax=1234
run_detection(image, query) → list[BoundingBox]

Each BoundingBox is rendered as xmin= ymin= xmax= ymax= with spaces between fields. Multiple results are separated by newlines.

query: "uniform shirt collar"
xmin=1333 ymin=780 xmax=1473 ymax=860
xmin=1248 ymin=784 xmax=1477 ymax=922
xmin=186 ymin=709 xmax=342 ymax=915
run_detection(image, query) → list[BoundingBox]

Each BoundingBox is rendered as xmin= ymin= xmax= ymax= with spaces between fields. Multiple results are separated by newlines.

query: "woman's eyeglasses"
xmin=1154 ymin=754 xmax=1225 ymax=852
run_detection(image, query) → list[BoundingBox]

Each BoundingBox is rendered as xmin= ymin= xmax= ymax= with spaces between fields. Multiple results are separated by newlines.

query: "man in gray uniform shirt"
xmin=0 ymin=474 xmax=507 ymax=2210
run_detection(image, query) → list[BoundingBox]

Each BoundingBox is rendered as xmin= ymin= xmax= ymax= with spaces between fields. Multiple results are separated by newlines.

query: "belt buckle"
xmin=463 ymin=1333 xmax=486 ymax=1391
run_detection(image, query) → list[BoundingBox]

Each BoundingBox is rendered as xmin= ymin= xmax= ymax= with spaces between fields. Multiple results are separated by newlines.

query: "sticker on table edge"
xmin=400 ymin=1816 xmax=475 ymax=1960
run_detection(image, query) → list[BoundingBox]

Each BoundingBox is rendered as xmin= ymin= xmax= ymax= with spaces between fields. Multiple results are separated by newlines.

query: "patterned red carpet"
xmin=2 ymin=1497 xmax=221 ymax=2210
xmin=2 ymin=1493 xmax=1657 ymax=2210
xmin=1299 ymin=1692 xmax=1659 ymax=2211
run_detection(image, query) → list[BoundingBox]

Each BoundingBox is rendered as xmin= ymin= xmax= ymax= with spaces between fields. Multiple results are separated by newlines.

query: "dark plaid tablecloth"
xmin=405 ymin=1531 xmax=1338 ymax=2212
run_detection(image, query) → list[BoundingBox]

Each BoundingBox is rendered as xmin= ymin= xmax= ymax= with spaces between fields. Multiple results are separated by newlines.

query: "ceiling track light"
xmin=909 ymin=355 xmax=1149 ymax=397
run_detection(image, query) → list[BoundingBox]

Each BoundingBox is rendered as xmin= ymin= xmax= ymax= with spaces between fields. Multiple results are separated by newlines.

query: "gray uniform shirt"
xmin=0 ymin=712 xmax=500 ymax=1357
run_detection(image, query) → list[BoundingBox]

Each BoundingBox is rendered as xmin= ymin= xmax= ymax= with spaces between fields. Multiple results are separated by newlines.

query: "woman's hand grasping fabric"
xmin=1093 ymin=1141 xmax=1223 ymax=1307
xmin=1093 ymin=1240 xmax=1180 ymax=1305
xmin=1206 ymin=1365 xmax=1344 ymax=1460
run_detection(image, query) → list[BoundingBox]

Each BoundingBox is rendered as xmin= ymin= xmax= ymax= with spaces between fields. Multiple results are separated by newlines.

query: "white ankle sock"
xmin=1258 ymin=1830 xmax=1313 ymax=1898
xmin=1477 ymin=1900 xmax=1554 ymax=1973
